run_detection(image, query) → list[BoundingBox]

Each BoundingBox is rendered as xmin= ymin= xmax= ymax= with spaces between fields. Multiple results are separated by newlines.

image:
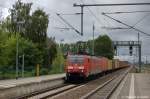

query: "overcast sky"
xmin=1 ymin=0 xmax=150 ymax=62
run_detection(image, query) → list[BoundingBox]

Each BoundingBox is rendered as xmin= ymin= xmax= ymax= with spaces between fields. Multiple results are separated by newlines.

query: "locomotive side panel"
xmin=99 ymin=57 xmax=108 ymax=71
xmin=89 ymin=57 xmax=101 ymax=75
xmin=84 ymin=56 xmax=91 ymax=77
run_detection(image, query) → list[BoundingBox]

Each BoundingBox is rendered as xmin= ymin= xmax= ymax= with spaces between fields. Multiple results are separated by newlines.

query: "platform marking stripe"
xmin=129 ymin=73 xmax=135 ymax=99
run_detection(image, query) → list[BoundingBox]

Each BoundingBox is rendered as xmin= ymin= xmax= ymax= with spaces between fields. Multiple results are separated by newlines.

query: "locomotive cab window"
xmin=68 ymin=55 xmax=84 ymax=64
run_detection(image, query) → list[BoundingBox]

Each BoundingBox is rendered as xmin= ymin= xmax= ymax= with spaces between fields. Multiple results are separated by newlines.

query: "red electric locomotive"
xmin=65 ymin=55 xmax=108 ymax=80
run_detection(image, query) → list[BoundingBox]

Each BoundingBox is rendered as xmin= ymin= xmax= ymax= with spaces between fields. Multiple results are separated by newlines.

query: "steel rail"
xmin=81 ymin=67 xmax=130 ymax=99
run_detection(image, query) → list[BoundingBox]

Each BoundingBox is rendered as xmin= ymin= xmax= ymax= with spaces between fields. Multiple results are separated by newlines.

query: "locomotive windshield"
xmin=68 ymin=55 xmax=84 ymax=64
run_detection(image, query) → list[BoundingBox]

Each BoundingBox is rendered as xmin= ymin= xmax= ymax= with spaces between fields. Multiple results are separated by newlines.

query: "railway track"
xmin=81 ymin=69 xmax=128 ymax=99
xmin=16 ymin=83 xmax=84 ymax=99
xmin=28 ymin=84 xmax=84 ymax=99
xmin=16 ymin=84 xmax=66 ymax=99
xmin=17 ymin=67 xmax=131 ymax=99
xmin=48 ymin=67 xmax=130 ymax=99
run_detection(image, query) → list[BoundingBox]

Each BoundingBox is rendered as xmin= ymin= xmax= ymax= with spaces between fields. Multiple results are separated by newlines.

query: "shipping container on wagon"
xmin=99 ymin=57 xmax=109 ymax=71
xmin=113 ymin=59 xmax=119 ymax=69
xmin=112 ymin=60 xmax=115 ymax=69
xmin=123 ymin=61 xmax=129 ymax=67
xmin=119 ymin=61 xmax=129 ymax=68
xmin=108 ymin=60 xmax=113 ymax=70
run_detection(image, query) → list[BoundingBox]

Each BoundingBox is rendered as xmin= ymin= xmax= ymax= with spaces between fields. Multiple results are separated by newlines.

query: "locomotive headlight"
xmin=81 ymin=70 xmax=84 ymax=72
xmin=79 ymin=66 xmax=84 ymax=69
xmin=68 ymin=66 xmax=73 ymax=69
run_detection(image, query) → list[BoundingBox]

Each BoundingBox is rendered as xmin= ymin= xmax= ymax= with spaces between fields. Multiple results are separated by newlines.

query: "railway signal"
xmin=114 ymin=45 xmax=117 ymax=55
xmin=113 ymin=41 xmax=141 ymax=72
xmin=129 ymin=46 xmax=133 ymax=56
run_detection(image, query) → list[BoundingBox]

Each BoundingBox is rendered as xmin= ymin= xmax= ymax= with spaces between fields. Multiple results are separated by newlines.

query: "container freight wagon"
xmin=119 ymin=61 xmax=129 ymax=68
xmin=108 ymin=60 xmax=113 ymax=70
xmin=113 ymin=59 xmax=119 ymax=69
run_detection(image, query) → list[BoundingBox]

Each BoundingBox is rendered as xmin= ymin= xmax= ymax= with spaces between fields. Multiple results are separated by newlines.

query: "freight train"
xmin=65 ymin=54 xmax=129 ymax=80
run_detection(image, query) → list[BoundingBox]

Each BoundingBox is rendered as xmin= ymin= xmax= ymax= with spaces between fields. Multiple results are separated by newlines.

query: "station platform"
xmin=0 ymin=73 xmax=65 ymax=89
xmin=0 ymin=73 xmax=65 ymax=98
xmin=111 ymin=73 xmax=150 ymax=99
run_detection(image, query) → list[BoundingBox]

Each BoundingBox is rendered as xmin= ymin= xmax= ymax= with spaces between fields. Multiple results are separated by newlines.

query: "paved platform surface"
xmin=111 ymin=73 xmax=150 ymax=99
xmin=0 ymin=73 xmax=65 ymax=89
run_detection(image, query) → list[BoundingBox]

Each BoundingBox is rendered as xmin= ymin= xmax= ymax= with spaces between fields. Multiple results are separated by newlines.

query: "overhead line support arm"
xmin=74 ymin=3 xmax=150 ymax=7
xmin=73 ymin=3 xmax=150 ymax=36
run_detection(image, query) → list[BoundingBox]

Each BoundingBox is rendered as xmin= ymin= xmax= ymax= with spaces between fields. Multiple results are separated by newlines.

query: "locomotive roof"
xmin=68 ymin=55 xmax=103 ymax=59
xmin=68 ymin=55 xmax=89 ymax=57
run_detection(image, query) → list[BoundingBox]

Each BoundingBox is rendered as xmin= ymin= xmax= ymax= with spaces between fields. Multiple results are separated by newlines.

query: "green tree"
xmin=9 ymin=0 xmax=49 ymax=45
xmin=0 ymin=0 xmax=57 ymax=77
xmin=0 ymin=34 xmax=43 ymax=76
xmin=29 ymin=9 xmax=49 ymax=45
xmin=0 ymin=32 xmax=8 ymax=65
xmin=51 ymin=45 xmax=65 ymax=73
xmin=10 ymin=0 xmax=32 ymax=35
xmin=27 ymin=8 xmax=50 ymax=68
xmin=9 ymin=0 xmax=56 ymax=67
xmin=94 ymin=35 xmax=114 ymax=59
xmin=1 ymin=16 xmax=12 ymax=33
xmin=46 ymin=37 xmax=57 ymax=66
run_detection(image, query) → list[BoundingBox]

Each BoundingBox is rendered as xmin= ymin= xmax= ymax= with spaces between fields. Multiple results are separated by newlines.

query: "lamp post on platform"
xmin=13 ymin=14 xmax=25 ymax=79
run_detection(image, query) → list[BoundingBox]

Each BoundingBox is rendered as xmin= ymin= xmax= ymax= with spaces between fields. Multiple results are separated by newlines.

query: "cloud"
xmin=1 ymin=0 xmax=150 ymax=61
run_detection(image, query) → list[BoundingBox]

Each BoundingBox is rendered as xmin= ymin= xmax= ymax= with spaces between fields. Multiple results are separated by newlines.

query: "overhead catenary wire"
xmin=80 ymin=0 xmax=105 ymax=26
xmin=56 ymin=13 xmax=81 ymax=35
xmin=93 ymin=1 xmax=115 ymax=31
xmin=74 ymin=3 xmax=150 ymax=7
xmin=101 ymin=11 xmax=150 ymax=35
xmin=80 ymin=0 xmax=108 ymax=34
xmin=51 ymin=14 xmax=69 ymax=29
xmin=101 ymin=26 xmax=131 ymax=30
xmin=132 ymin=13 xmax=150 ymax=27
xmin=103 ymin=10 xmax=150 ymax=28
xmin=102 ymin=13 xmax=150 ymax=36
xmin=58 ymin=13 xmax=88 ymax=16
xmin=102 ymin=11 xmax=150 ymax=30
xmin=103 ymin=10 xmax=150 ymax=14
xmin=74 ymin=2 xmax=150 ymax=36
xmin=101 ymin=11 xmax=150 ymax=43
